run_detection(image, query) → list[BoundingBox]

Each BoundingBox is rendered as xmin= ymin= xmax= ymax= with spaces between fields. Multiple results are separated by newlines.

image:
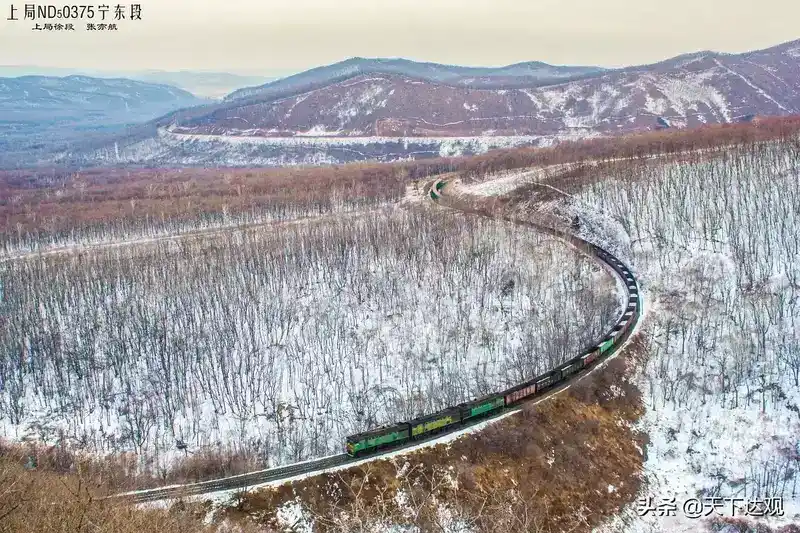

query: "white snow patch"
xmin=294 ymin=124 xmax=342 ymax=136
xmin=276 ymin=499 xmax=314 ymax=533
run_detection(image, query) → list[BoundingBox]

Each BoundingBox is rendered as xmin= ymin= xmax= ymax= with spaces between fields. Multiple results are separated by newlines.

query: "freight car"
xmin=344 ymin=180 xmax=641 ymax=458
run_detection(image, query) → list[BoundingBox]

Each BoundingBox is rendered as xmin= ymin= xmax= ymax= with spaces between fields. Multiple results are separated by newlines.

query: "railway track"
xmin=117 ymin=454 xmax=350 ymax=504
xmin=112 ymin=177 xmax=641 ymax=505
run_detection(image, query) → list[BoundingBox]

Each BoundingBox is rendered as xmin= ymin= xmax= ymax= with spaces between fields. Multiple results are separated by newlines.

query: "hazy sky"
xmin=1 ymin=0 xmax=798 ymax=75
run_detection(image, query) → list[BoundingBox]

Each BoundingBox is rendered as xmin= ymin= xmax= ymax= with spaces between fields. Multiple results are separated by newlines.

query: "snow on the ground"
xmin=556 ymin=141 xmax=800 ymax=532
xmin=1 ymin=202 xmax=622 ymax=474
xmin=73 ymin=127 xmax=606 ymax=167
xmin=462 ymin=169 xmax=544 ymax=197
xmin=449 ymin=141 xmax=800 ymax=531
xmin=135 ymin=297 xmax=645 ymax=508
xmin=275 ymin=499 xmax=314 ymax=533
xmin=458 ymin=144 xmax=758 ymax=203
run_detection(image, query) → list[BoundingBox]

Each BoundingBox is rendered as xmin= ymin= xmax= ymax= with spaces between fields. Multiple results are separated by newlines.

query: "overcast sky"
xmin=1 ymin=0 xmax=798 ymax=75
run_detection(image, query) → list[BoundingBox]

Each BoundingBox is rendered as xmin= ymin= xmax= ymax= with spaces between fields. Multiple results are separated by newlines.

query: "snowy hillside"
xmin=0 ymin=74 xmax=208 ymax=167
xmin=0 ymin=75 xmax=203 ymax=120
xmin=48 ymin=39 xmax=800 ymax=169
xmin=180 ymin=38 xmax=800 ymax=138
xmin=0 ymin=205 xmax=623 ymax=473
xmin=514 ymin=141 xmax=800 ymax=530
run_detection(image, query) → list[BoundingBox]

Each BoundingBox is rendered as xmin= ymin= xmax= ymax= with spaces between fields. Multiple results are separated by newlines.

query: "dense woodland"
xmin=2 ymin=118 xmax=800 ymax=532
xmin=0 ymin=204 xmax=620 ymax=475
xmin=564 ymin=137 xmax=800 ymax=505
xmin=3 ymin=116 xmax=799 ymax=252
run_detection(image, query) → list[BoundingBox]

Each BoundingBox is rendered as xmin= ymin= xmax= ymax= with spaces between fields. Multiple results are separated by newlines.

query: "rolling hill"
xmin=17 ymin=38 xmax=800 ymax=168
xmin=223 ymin=56 xmax=607 ymax=102
xmin=0 ymin=75 xmax=208 ymax=166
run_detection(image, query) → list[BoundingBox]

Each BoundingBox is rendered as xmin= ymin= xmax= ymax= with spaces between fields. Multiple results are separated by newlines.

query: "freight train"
xmin=429 ymin=179 xmax=446 ymax=200
xmin=345 ymin=180 xmax=641 ymax=457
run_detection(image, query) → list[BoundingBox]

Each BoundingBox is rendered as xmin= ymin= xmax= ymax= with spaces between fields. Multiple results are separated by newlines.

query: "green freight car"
xmin=598 ymin=338 xmax=614 ymax=353
xmin=341 ymin=237 xmax=642 ymax=460
xmin=346 ymin=423 xmax=410 ymax=457
xmin=460 ymin=395 xmax=504 ymax=421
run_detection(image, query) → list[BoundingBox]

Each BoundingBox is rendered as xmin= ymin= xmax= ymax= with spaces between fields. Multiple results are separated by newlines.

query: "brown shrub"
xmin=0 ymin=439 xmax=145 ymax=495
xmin=0 ymin=439 xmax=276 ymax=495
xmin=4 ymin=115 xmax=800 ymax=242
xmin=0 ymin=455 xmax=224 ymax=533
xmin=164 ymin=449 xmax=265 ymax=485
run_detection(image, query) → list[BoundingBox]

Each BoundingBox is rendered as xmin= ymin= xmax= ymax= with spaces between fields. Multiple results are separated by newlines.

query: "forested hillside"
xmin=0 ymin=202 xmax=621 ymax=475
xmin=452 ymin=129 xmax=800 ymax=531
xmin=2 ymin=118 xmax=800 ymax=533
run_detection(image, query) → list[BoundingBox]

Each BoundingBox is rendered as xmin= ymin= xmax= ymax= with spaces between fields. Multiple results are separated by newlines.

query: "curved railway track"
xmin=112 ymin=177 xmax=642 ymax=505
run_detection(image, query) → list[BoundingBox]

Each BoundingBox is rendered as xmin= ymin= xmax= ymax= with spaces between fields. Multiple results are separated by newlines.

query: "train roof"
xmin=459 ymin=392 xmax=504 ymax=408
xmin=559 ymin=355 xmax=585 ymax=368
xmin=408 ymin=406 xmax=461 ymax=425
xmin=529 ymin=368 xmax=559 ymax=384
xmin=346 ymin=422 xmax=410 ymax=443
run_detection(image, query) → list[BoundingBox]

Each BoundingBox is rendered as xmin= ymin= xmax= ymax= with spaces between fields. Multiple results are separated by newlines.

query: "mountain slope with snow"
xmin=506 ymin=143 xmax=800 ymax=531
xmin=451 ymin=139 xmax=800 ymax=530
xmin=180 ymin=40 xmax=800 ymax=138
xmin=30 ymin=39 xmax=800 ymax=168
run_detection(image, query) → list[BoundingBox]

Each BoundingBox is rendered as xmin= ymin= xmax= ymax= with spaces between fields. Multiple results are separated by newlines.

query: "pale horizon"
xmin=0 ymin=0 xmax=798 ymax=76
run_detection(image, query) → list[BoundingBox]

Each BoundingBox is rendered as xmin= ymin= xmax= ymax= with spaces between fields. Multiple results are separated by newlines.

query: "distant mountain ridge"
xmin=0 ymin=74 xmax=208 ymax=166
xmin=0 ymin=66 xmax=276 ymax=99
xmin=224 ymin=57 xmax=607 ymax=102
xmin=0 ymin=74 xmax=205 ymax=120
xmin=164 ymin=39 xmax=800 ymax=138
xmin=9 ymin=38 xmax=800 ymax=168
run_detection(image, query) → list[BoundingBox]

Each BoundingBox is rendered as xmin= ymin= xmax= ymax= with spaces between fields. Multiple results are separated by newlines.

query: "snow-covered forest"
xmin=0 ymin=190 xmax=387 ymax=258
xmin=0 ymin=205 xmax=621 ymax=472
xmin=566 ymin=139 xmax=800 ymax=526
